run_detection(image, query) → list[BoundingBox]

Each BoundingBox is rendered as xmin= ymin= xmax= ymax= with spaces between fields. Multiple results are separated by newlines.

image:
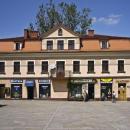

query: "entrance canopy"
xmin=25 ymin=80 xmax=35 ymax=87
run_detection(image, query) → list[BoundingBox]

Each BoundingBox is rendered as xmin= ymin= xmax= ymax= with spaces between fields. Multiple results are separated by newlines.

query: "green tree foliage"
xmin=34 ymin=0 xmax=92 ymax=34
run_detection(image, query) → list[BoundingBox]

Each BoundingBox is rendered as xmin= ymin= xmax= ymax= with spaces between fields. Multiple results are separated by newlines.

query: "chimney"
xmin=88 ymin=30 xmax=94 ymax=37
xmin=24 ymin=29 xmax=39 ymax=39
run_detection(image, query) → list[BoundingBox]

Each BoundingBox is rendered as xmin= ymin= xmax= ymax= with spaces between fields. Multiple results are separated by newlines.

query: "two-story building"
xmin=0 ymin=25 xmax=130 ymax=101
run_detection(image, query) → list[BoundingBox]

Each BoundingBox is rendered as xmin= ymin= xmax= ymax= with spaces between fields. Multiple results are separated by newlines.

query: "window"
xmin=68 ymin=40 xmax=75 ymax=50
xmin=56 ymin=61 xmax=65 ymax=72
xmin=58 ymin=28 xmax=63 ymax=36
xmin=41 ymin=61 xmax=48 ymax=74
xmin=57 ymin=40 xmax=64 ymax=50
xmin=27 ymin=61 xmax=34 ymax=74
xmin=73 ymin=61 xmax=80 ymax=73
xmin=88 ymin=61 xmax=94 ymax=73
xmin=102 ymin=60 xmax=109 ymax=73
xmin=0 ymin=62 xmax=5 ymax=74
xmin=47 ymin=41 xmax=53 ymax=50
xmin=15 ymin=43 xmax=22 ymax=51
xmin=14 ymin=62 xmax=20 ymax=74
xmin=100 ymin=41 xmax=109 ymax=49
xmin=118 ymin=60 xmax=125 ymax=73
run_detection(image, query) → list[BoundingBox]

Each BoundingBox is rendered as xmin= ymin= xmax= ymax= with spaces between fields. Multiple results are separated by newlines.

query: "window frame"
xmin=102 ymin=60 xmax=109 ymax=73
xmin=57 ymin=40 xmax=64 ymax=50
xmin=118 ymin=60 xmax=125 ymax=73
xmin=0 ymin=61 xmax=5 ymax=74
xmin=27 ymin=61 xmax=35 ymax=74
xmin=100 ymin=40 xmax=109 ymax=49
xmin=73 ymin=61 xmax=80 ymax=74
xmin=13 ymin=61 xmax=21 ymax=74
xmin=47 ymin=40 xmax=53 ymax=50
xmin=68 ymin=40 xmax=75 ymax=50
xmin=87 ymin=60 xmax=95 ymax=73
xmin=41 ymin=61 xmax=48 ymax=74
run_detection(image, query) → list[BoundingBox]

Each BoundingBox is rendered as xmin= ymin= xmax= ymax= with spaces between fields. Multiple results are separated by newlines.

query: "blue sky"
xmin=0 ymin=0 xmax=130 ymax=38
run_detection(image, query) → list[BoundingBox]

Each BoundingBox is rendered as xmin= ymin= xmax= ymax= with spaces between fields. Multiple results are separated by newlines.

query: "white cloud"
xmin=92 ymin=14 xmax=122 ymax=25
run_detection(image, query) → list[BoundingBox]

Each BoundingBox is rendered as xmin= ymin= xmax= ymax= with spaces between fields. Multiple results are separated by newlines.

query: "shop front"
xmin=0 ymin=84 xmax=5 ymax=99
xmin=25 ymin=80 xmax=35 ymax=99
xmin=69 ymin=79 xmax=96 ymax=100
xmin=38 ymin=79 xmax=51 ymax=99
xmin=116 ymin=80 xmax=129 ymax=101
xmin=100 ymin=78 xmax=113 ymax=101
xmin=11 ymin=80 xmax=23 ymax=99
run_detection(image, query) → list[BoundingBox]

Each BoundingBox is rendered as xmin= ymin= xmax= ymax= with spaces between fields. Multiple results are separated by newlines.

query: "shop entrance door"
xmin=118 ymin=83 xmax=127 ymax=101
xmin=88 ymin=84 xmax=94 ymax=100
xmin=0 ymin=84 xmax=5 ymax=99
xmin=27 ymin=87 xmax=34 ymax=99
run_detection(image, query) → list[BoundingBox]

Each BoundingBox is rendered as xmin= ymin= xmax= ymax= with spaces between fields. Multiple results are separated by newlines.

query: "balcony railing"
xmin=50 ymin=70 xmax=72 ymax=79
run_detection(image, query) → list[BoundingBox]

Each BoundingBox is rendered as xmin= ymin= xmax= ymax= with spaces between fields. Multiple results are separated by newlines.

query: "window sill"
xmin=27 ymin=72 xmax=35 ymax=74
xmin=87 ymin=72 xmax=95 ymax=74
xmin=102 ymin=71 xmax=110 ymax=74
xmin=0 ymin=72 xmax=6 ymax=75
xmin=13 ymin=72 xmax=21 ymax=75
xmin=41 ymin=72 xmax=48 ymax=74
xmin=73 ymin=72 xmax=81 ymax=74
xmin=117 ymin=71 xmax=126 ymax=73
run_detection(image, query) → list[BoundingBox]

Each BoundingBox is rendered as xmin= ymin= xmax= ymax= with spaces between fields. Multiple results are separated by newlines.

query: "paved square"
xmin=0 ymin=100 xmax=130 ymax=130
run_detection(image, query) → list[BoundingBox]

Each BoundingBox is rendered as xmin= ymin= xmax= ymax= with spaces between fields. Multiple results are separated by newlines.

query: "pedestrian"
xmin=112 ymin=91 xmax=116 ymax=103
xmin=82 ymin=89 xmax=86 ymax=102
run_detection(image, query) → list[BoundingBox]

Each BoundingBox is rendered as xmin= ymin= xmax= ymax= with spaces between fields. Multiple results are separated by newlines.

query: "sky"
xmin=0 ymin=0 xmax=130 ymax=38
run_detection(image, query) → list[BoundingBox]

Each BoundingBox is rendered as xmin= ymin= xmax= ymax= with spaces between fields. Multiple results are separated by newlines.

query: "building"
xmin=0 ymin=25 xmax=130 ymax=101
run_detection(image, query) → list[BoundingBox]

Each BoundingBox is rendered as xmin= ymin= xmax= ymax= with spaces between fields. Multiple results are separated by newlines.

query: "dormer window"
xmin=100 ymin=40 xmax=109 ymax=49
xmin=58 ymin=28 xmax=63 ymax=36
xmin=15 ymin=43 xmax=22 ymax=51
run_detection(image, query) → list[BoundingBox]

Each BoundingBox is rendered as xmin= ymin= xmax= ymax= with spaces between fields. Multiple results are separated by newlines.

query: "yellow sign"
xmin=101 ymin=78 xmax=112 ymax=83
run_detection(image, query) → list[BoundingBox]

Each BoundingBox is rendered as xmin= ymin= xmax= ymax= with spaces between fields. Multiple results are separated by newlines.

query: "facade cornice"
xmin=0 ymin=51 xmax=130 ymax=60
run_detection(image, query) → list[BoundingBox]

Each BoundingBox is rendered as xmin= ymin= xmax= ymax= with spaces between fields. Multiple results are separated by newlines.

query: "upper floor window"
xmin=118 ymin=60 xmax=125 ymax=73
xmin=68 ymin=40 xmax=75 ymax=50
xmin=41 ymin=61 xmax=48 ymax=74
xmin=102 ymin=60 xmax=109 ymax=73
xmin=88 ymin=61 xmax=94 ymax=73
xmin=15 ymin=43 xmax=22 ymax=51
xmin=58 ymin=28 xmax=63 ymax=36
xmin=56 ymin=61 xmax=65 ymax=72
xmin=57 ymin=40 xmax=64 ymax=50
xmin=47 ymin=41 xmax=53 ymax=50
xmin=100 ymin=41 xmax=109 ymax=49
xmin=73 ymin=61 xmax=80 ymax=74
xmin=14 ymin=62 xmax=20 ymax=74
xmin=0 ymin=62 xmax=5 ymax=74
xmin=27 ymin=61 xmax=34 ymax=74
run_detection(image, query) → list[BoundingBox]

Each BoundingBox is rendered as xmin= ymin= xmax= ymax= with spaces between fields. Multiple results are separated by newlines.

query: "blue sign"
xmin=11 ymin=80 xmax=23 ymax=83
xmin=25 ymin=80 xmax=35 ymax=87
xmin=38 ymin=79 xmax=50 ymax=84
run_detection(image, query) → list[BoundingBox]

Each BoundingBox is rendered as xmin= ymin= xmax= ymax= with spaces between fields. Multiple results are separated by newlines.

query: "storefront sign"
xmin=10 ymin=80 xmax=23 ymax=83
xmin=116 ymin=80 xmax=129 ymax=83
xmin=71 ymin=79 xmax=96 ymax=83
xmin=38 ymin=79 xmax=50 ymax=84
xmin=25 ymin=80 xmax=35 ymax=87
xmin=101 ymin=78 xmax=112 ymax=83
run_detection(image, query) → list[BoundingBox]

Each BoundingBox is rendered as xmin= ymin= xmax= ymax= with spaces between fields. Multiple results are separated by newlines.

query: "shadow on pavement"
xmin=0 ymin=104 xmax=7 ymax=107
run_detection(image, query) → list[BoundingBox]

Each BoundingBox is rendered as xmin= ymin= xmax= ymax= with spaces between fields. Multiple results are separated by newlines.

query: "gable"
xmin=46 ymin=27 xmax=79 ymax=38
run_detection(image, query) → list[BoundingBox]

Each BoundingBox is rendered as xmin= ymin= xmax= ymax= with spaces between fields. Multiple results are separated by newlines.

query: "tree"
xmin=33 ymin=0 xmax=92 ymax=34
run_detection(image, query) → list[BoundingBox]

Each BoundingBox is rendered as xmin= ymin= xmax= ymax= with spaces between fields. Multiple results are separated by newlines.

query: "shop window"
xmin=47 ymin=41 xmax=53 ymax=50
xmin=41 ymin=61 xmax=48 ymax=74
xmin=73 ymin=61 xmax=80 ymax=74
xmin=27 ymin=61 xmax=35 ymax=74
xmin=58 ymin=28 xmax=63 ymax=36
xmin=0 ymin=62 xmax=5 ymax=74
xmin=88 ymin=61 xmax=94 ymax=73
xmin=13 ymin=62 xmax=20 ymax=74
xmin=102 ymin=60 xmax=109 ymax=73
xmin=118 ymin=60 xmax=125 ymax=73
xmin=57 ymin=40 xmax=64 ymax=50
xmin=68 ymin=40 xmax=75 ymax=50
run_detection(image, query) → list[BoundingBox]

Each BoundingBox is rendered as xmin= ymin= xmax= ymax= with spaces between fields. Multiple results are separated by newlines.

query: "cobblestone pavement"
xmin=0 ymin=100 xmax=130 ymax=130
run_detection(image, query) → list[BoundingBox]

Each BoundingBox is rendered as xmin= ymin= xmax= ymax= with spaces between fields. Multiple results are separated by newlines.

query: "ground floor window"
xmin=11 ymin=84 xmax=22 ymax=99
xmin=39 ymin=84 xmax=50 ymax=98
xmin=101 ymin=83 xmax=112 ymax=100
xmin=0 ymin=84 xmax=5 ymax=99
xmin=118 ymin=83 xmax=127 ymax=101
